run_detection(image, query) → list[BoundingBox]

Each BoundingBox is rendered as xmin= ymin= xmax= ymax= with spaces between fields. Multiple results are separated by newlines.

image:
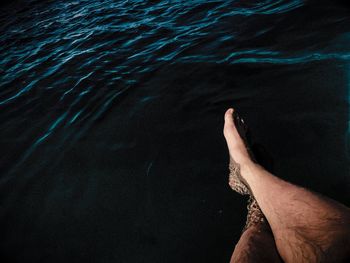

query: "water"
xmin=0 ymin=0 xmax=349 ymax=262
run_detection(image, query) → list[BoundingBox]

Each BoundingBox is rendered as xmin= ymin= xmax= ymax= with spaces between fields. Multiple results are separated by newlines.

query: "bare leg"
xmin=231 ymin=221 xmax=282 ymax=263
xmin=230 ymin=199 xmax=282 ymax=263
xmin=224 ymin=108 xmax=350 ymax=263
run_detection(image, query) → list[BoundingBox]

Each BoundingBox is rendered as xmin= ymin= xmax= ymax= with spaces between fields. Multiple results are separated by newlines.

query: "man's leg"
xmin=224 ymin=108 xmax=350 ymax=263
xmin=230 ymin=202 xmax=282 ymax=263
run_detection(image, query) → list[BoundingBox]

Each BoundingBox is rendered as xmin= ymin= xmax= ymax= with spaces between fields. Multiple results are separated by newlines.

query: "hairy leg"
xmin=224 ymin=108 xmax=350 ymax=263
xmin=230 ymin=203 xmax=282 ymax=263
xmin=239 ymin=163 xmax=350 ymax=262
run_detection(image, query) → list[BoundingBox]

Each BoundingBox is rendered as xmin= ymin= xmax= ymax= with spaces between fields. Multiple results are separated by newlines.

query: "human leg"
xmin=230 ymin=198 xmax=283 ymax=263
xmin=224 ymin=108 xmax=350 ymax=262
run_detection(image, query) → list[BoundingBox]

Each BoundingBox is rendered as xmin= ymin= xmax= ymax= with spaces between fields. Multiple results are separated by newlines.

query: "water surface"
xmin=0 ymin=0 xmax=349 ymax=262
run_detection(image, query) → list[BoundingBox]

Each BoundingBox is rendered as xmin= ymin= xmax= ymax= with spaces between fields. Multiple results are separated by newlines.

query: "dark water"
xmin=0 ymin=0 xmax=349 ymax=262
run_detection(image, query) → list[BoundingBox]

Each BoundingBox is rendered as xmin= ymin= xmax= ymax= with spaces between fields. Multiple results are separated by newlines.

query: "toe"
xmin=224 ymin=108 xmax=235 ymax=131
xmin=223 ymin=108 xmax=239 ymax=139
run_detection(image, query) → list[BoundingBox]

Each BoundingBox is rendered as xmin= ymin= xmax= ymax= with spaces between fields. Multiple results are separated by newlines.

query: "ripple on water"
xmin=0 ymin=0 xmax=350 ymax=173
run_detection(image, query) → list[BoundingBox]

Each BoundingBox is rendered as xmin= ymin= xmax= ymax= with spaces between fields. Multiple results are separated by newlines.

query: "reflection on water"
xmin=0 ymin=0 xmax=349 ymax=262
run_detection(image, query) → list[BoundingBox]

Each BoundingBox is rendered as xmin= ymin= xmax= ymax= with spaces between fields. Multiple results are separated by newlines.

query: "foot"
xmin=223 ymin=108 xmax=256 ymax=183
xmin=224 ymin=108 xmax=257 ymax=194
xmin=224 ymin=108 xmax=266 ymax=231
xmin=224 ymin=109 xmax=255 ymax=189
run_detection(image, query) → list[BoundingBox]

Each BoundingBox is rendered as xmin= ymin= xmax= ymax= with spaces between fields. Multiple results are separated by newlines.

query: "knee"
xmin=274 ymin=226 xmax=350 ymax=263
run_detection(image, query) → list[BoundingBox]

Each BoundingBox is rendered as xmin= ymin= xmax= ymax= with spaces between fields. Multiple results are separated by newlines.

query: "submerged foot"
xmin=223 ymin=108 xmax=255 ymax=193
xmin=223 ymin=108 xmax=254 ymax=169
xmin=224 ymin=108 xmax=266 ymax=230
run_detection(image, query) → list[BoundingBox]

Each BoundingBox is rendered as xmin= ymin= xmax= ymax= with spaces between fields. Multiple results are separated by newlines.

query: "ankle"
xmin=239 ymin=160 xmax=259 ymax=181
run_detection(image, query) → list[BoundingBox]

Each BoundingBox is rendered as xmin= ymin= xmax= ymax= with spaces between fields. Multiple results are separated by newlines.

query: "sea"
xmin=0 ymin=0 xmax=349 ymax=262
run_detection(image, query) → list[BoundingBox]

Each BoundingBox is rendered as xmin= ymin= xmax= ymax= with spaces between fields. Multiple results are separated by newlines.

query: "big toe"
xmin=223 ymin=108 xmax=241 ymax=143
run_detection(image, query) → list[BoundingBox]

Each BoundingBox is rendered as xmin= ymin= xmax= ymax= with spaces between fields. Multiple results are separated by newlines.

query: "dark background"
xmin=0 ymin=1 xmax=349 ymax=262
